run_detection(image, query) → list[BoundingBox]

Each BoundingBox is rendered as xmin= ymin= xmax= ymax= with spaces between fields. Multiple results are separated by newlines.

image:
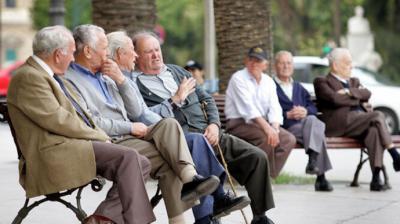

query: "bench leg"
xmin=350 ymin=148 xmax=369 ymax=187
xmin=12 ymin=197 xmax=49 ymax=224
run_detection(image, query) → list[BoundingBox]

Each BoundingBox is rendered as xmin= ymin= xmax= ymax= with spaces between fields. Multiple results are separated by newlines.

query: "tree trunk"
xmin=92 ymin=0 xmax=156 ymax=36
xmin=214 ymin=0 xmax=270 ymax=93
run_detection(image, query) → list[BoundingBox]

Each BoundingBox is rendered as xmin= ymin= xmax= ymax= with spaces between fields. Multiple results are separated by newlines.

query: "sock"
xmin=169 ymin=214 xmax=185 ymax=224
xmin=388 ymin=147 xmax=400 ymax=161
xmin=212 ymin=184 xmax=226 ymax=199
xmin=252 ymin=213 xmax=266 ymax=221
xmin=180 ymin=165 xmax=197 ymax=183
xmin=372 ymin=167 xmax=380 ymax=182
xmin=316 ymin=174 xmax=326 ymax=182
xmin=307 ymin=150 xmax=318 ymax=162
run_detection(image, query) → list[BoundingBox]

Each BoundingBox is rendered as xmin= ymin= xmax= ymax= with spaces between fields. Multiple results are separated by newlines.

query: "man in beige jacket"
xmin=7 ymin=25 xmax=155 ymax=224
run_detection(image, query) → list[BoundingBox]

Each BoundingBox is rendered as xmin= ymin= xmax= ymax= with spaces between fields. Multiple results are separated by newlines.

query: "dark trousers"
xmin=344 ymin=111 xmax=392 ymax=168
xmin=92 ymin=141 xmax=155 ymax=224
xmin=219 ymin=132 xmax=275 ymax=215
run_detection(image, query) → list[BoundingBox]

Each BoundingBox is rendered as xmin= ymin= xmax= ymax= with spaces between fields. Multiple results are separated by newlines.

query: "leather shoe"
xmin=370 ymin=179 xmax=387 ymax=191
xmin=181 ymin=175 xmax=220 ymax=202
xmin=251 ymin=216 xmax=275 ymax=224
xmin=213 ymin=192 xmax=251 ymax=218
xmin=393 ymin=159 xmax=400 ymax=172
xmin=305 ymin=155 xmax=319 ymax=175
xmin=83 ymin=215 xmax=115 ymax=224
xmin=314 ymin=179 xmax=333 ymax=192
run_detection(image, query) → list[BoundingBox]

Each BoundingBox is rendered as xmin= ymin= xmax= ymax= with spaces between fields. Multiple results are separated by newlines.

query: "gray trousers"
xmin=287 ymin=115 xmax=332 ymax=175
xmin=92 ymin=141 xmax=155 ymax=224
xmin=344 ymin=111 xmax=392 ymax=168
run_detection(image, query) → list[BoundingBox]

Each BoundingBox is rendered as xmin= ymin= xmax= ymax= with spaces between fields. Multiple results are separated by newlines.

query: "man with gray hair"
xmin=314 ymin=47 xmax=400 ymax=191
xmin=7 ymin=25 xmax=155 ymax=224
xmin=132 ymin=31 xmax=276 ymax=224
xmin=64 ymin=24 xmax=221 ymax=224
xmin=107 ymin=30 xmax=250 ymax=224
xmin=274 ymin=50 xmax=333 ymax=192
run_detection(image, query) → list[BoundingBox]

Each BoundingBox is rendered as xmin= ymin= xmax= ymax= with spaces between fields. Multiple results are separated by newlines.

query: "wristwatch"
xmin=168 ymin=98 xmax=178 ymax=109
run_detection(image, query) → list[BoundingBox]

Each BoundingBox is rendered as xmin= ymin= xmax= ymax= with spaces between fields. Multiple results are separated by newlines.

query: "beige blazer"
xmin=7 ymin=57 xmax=109 ymax=198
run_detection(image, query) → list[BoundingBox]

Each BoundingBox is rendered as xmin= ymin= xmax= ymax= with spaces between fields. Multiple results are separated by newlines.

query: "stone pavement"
xmin=1 ymin=123 xmax=399 ymax=224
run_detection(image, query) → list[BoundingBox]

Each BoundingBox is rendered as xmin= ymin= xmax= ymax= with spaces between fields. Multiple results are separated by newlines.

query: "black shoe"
xmin=315 ymin=179 xmax=333 ymax=192
xmin=305 ymin=154 xmax=319 ymax=175
xmin=251 ymin=216 xmax=275 ymax=224
xmin=213 ymin=192 xmax=251 ymax=218
xmin=181 ymin=175 xmax=220 ymax=202
xmin=370 ymin=179 xmax=387 ymax=191
xmin=393 ymin=159 xmax=400 ymax=172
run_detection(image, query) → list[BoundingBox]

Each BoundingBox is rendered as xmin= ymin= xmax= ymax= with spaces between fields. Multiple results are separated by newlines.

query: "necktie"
xmin=53 ymin=75 xmax=94 ymax=128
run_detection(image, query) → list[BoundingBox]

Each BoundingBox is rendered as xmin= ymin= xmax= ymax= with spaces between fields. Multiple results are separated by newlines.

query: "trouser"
xmin=92 ymin=141 xmax=155 ymax=224
xmin=288 ymin=115 xmax=332 ymax=175
xmin=185 ymin=133 xmax=226 ymax=220
xmin=344 ymin=111 xmax=392 ymax=168
xmin=219 ymin=132 xmax=275 ymax=215
xmin=226 ymin=118 xmax=296 ymax=178
xmin=113 ymin=118 xmax=197 ymax=218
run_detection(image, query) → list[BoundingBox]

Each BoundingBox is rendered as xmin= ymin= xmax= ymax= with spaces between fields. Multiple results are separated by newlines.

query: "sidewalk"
xmin=1 ymin=123 xmax=399 ymax=224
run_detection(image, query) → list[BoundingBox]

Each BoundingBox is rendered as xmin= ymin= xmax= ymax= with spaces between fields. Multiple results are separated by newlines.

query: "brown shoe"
xmin=83 ymin=215 xmax=115 ymax=224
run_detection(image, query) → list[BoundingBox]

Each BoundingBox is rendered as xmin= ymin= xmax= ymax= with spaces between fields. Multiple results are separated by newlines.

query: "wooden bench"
xmin=213 ymin=94 xmax=400 ymax=188
xmin=0 ymin=99 xmax=106 ymax=224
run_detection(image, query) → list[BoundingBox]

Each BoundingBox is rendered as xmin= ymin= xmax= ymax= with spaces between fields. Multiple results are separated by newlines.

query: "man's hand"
xmin=131 ymin=122 xmax=149 ymax=138
xmin=264 ymin=126 xmax=279 ymax=148
xmin=102 ymin=59 xmax=126 ymax=85
xmin=171 ymin=77 xmax=196 ymax=104
xmin=286 ymin=106 xmax=307 ymax=120
xmin=204 ymin=123 xmax=220 ymax=146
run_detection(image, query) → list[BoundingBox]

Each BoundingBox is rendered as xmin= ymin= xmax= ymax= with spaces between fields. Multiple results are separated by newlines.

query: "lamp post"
xmin=49 ymin=0 xmax=65 ymax=26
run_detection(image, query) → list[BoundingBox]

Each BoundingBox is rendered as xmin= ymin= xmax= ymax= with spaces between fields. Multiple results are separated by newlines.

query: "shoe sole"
xmin=181 ymin=176 xmax=220 ymax=202
xmin=305 ymin=167 xmax=320 ymax=175
xmin=213 ymin=197 xmax=251 ymax=219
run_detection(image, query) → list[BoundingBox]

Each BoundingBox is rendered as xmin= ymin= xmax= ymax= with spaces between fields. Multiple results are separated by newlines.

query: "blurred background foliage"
xmin=31 ymin=0 xmax=400 ymax=83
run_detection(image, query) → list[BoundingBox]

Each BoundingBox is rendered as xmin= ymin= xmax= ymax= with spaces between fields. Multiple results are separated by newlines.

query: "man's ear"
xmin=54 ymin=49 xmax=62 ymax=64
xmin=83 ymin=45 xmax=92 ymax=59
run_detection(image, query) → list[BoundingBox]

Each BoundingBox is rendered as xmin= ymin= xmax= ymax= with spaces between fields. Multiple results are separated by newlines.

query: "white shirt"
xmin=32 ymin=55 xmax=54 ymax=78
xmin=225 ymin=68 xmax=283 ymax=124
xmin=273 ymin=76 xmax=294 ymax=101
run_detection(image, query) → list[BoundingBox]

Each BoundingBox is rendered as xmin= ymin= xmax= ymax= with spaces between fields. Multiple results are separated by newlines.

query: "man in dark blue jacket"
xmin=274 ymin=51 xmax=333 ymax=192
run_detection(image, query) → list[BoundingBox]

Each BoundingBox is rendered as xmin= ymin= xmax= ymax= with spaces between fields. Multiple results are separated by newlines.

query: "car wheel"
xmin=375 ymin=108 xmax=398 ymax=134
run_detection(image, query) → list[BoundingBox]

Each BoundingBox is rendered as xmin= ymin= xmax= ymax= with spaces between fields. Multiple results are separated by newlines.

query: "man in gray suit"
xmin=7 ymin=25 xmax=155 ymax=224
xmin=274 ymin=50 xmax=333 ymax=192
xmin=64 ymin=24 xmax=221 ymax=224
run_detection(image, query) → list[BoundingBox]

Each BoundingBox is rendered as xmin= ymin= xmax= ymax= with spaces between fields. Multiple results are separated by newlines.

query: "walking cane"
xmin=201 ymin=101 xmax=249 ymax=224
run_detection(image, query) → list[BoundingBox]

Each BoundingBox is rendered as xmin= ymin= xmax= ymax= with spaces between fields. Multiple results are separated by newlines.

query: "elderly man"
xmin=314 ymin=48 xmax=400 ymax=191
xmin=131 ymin=31 xmax=275 ymax=224
xmin=7 ymin=25 xmax=155 ymax=224
xmin=274 ymin=51 xmax=333 ymax=191
xmin=106 ymin=31 xmax=250 ymax=224
xmin=225 ymin=46 xmax=296 ymax=179
xmin=64 ymin=24 xmax=221 ymax=224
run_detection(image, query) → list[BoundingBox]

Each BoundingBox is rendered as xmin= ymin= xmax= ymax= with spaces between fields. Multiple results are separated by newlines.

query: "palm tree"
xmin=214 ymin=0 xmax=270 ymax=92
xmin=92 ymin=0 xmax=156 ymax=35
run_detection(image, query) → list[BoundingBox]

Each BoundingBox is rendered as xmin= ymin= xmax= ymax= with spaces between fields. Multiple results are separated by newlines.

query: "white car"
xmin=293 ymin=56 xmax=400 ymax=134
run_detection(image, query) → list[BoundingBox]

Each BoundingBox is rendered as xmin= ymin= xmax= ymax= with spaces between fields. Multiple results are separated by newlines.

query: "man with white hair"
xmin=314 ymin=47 xmax=400 ymax=191
xmin=64 ymin=24 xmax=221 ymax=224
xmin=7 ymin=25 xmax=155 ymax=224
xmin=274 ymin=50 xmax=333 ymax=192
xmin=107 ymin=30 xmax=250 ymax=224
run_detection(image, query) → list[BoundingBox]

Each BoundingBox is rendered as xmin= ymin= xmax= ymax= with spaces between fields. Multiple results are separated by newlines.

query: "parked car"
xmin=293 ymin=56 xmax=400 ymax=134
xmin=0 ymin=61 xmax=23 ymax=99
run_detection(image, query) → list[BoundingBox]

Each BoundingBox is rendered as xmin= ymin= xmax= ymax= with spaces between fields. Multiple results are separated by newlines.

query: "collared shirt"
xmin=273 ymin=76 xmax=294 ymax=101
xmin=32 ymin=55 xmax=54 ymax=78
xmin=70 ymin=63 xmax=115 ymax=105
xmin=331 ymin=73 xmax=349 ymax=85
xmin=136 ymin=65 xmax=178 ymax=99
xmin=225 ymin=67 xmax=283 ymax=124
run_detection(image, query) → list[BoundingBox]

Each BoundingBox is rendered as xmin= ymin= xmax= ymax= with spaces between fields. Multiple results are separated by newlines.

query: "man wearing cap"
xmin=225 ymin=46 xmax=296 ymax=179
xmin=184 ymin=60 xmax=219 ymax=95
xmin=132 ymin=31 xmax=276 ymax=224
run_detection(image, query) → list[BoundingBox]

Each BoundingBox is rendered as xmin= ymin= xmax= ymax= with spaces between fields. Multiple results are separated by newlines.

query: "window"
xmin=5 ymin=0 xmax=16 ymax=8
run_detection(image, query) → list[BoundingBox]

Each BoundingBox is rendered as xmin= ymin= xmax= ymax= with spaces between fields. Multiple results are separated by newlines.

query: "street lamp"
xmin=49 ymin=0 xmax=65 ymax=26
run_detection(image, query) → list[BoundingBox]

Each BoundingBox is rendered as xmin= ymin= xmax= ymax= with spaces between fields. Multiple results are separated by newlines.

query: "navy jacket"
xmin=275 ymin=81 xmax=318 ymax=129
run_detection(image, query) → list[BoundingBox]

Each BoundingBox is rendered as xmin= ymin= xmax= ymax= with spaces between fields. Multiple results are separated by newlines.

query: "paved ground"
xmin=1 ymin=123 xmax=400 ymax=224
